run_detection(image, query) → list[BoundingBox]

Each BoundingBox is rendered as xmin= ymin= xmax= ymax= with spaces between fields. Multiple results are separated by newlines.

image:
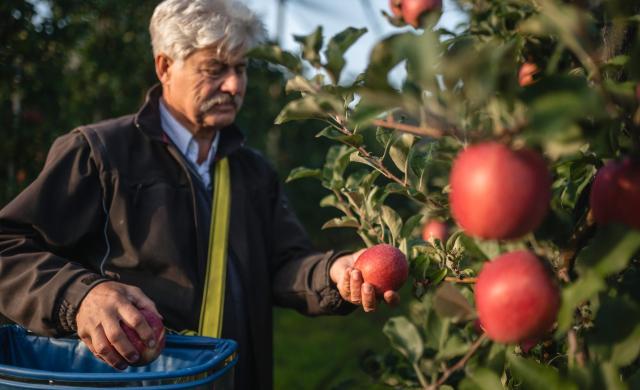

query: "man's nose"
xmin=220 ymin=71 xmax=244 ymax=95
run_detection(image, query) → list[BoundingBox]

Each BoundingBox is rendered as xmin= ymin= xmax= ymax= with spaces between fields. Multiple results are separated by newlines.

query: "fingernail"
xmin=147 ymin=339 xmax=156 ymax=348
xmin=116 ymin=363 xmax=128 ymax=370
xmin=130 ymin=353 xmax=139 ymax=362
xmin=364 ymin=285 xmax=373 ymax=293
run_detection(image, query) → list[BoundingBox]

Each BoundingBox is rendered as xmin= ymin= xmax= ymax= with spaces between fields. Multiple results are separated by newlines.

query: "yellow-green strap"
xmin=197 ymin=157 xmax=231 ymax=338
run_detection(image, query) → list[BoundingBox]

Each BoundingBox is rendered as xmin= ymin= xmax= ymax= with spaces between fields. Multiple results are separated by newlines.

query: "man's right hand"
xmin=75 ymin=281 xmax=162 ymax=370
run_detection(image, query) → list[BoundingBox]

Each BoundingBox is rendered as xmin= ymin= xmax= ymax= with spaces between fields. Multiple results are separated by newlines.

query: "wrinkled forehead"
xmin=186 ymin=45 xmax=248 ymax=66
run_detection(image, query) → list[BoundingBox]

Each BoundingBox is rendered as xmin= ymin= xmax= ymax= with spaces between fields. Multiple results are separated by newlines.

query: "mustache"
xmin=199 ymin=94 xmax=242 ymax=112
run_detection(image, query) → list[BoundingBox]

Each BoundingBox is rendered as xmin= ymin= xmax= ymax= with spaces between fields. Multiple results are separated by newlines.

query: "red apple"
xmin=400 ymin=0 xmax=443 ymax=28
xmin=353 ymin=244 xmax=408 ymax=295
xmin=449 ymin=142 xmax=551 ymax=240
xmin=518 ymin=62 xmax=539 ymax=87
xmin=475 ymin=250 xmax=560 ymax=343
xmin=422 ymin=219 xmax=448 ymax=243
xmin=590 ymin=158 xmax=640 ymax=230
xmin=121 ymin=308 xmax=166 ymax=366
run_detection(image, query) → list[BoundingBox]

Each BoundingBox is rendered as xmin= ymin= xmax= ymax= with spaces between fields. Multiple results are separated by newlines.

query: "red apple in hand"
xmin=353 ymin=244 xmax=408 ymax=295
xmin=449 ymin=142 xmax=551 ymax=240
xmin=422 ymin=220 xmax=448 ymax=243
xmin=475 ymin=250 xmax=560 ymax=343
xmin=590 ymin=158 xmax=640 ymax=230
xmin=121 ymin=308 xmax=166 ymax=366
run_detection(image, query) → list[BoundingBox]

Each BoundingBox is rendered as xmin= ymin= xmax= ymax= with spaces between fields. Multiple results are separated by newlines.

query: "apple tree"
xmin=251 ymin=0 xmax=640 ymax=388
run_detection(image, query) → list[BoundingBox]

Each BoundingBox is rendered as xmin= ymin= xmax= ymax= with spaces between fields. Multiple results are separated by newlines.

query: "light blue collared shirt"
xmin=159 ymin=98 xmax=220 ymax=189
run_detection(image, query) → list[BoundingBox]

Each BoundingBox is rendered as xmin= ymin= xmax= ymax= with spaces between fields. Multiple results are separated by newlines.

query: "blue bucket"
xmin=0 ymin=325 xmax=237 ymax=389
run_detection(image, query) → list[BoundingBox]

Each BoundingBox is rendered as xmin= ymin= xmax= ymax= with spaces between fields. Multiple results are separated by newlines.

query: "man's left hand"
xmin=330 ymin=250 xmax=401 ymax=312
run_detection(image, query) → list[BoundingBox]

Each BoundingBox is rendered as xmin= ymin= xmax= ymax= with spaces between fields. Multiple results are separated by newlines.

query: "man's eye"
xmin=202 ymin=68 xmax=223 ymax=77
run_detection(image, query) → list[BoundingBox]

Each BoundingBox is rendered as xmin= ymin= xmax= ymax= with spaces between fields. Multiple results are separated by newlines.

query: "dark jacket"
xmin=0 ymin=85 xmax=353 ymax=389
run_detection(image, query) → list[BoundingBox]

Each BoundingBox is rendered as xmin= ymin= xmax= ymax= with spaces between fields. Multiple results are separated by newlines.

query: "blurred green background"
xmin=0 ymin=1 xmax=402 ymax=388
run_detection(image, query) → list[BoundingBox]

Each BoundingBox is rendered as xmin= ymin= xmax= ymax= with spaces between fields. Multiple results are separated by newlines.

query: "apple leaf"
xmin=321 ymin=216 xmax=359 ymax=230
xmin=285 ymin=75 xmax=317 ymax=94
xmin=574 ymin=224 xmax=640 ymax=278
xmin=285 ymin=167 xmax=321 ymax=183
xmin=275 ymin=95 xmax=342 ymax=124
xmin=588 ymin=295 xmax=640 ymax=367
xmin=324 ymin=27 xmax=367 ymax=83
xmin=459 ymin=367 xmax=504 ymax=390
xmin=321 ymin=145 xmax=354 ymax=190
xmin=557 ymin=272 xmax=605 ymax=332
xmin=507 ymin=351 xmax=578 ymax=390
xmin=381 ymin=205 xmax=403 ymax=242
xmin=389 ymin=133 xmax=415 ymax=174
xmin=315 ymin=126 xmax=363 ymax=146
xmin=383 ymin=316 xmax=424 ymax=364
xmin=247 ymin=44 xmax=302 ymax=73
xmin=400 ymin=214 xmax=423 ymax=240
xmin=293 ymin=26 xmax=323 ymax=68
xmin=364 ymin=32 xmax=416 ymax=90
xmin=433 ymin=282 xmax=476 ymax=322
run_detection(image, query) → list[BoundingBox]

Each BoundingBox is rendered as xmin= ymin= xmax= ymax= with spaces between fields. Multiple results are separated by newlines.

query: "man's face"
xmin=160 ymin=46 xmax=247 ymax=131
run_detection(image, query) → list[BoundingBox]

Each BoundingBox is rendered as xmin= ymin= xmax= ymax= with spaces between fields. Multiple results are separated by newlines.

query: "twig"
xmin=331 ymin=116 xmax=408 ymax=188
xmin=427 ymin=334 xmax=488 ymax=389
xmin=444 ymin=277 xmax=477 ymax=284
xmin=372 ymin=119 xmax=445 ymax=138
xmin=558 ymin=210 xmax=596 ymax=283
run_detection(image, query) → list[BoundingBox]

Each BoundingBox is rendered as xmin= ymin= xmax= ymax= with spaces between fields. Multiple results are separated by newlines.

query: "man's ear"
xmin=154 ymin=54 xmax=174 ymax=85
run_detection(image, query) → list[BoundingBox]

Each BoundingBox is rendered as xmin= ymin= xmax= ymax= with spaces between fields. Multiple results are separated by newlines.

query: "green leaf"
xmin=574 ymin=224 xmax=640 ymax=277
xmin=247 ymin=44 xmax=302 ymax=73
xmin=381 ymin=205 xmax=403 ymax=242
xmin=588 ymin=295 xmax=640 ymax=366
xmin=400 ymin=214 xmax=424 ymax=240
xmin=383 ymin=316 xmax=424 ymax=364
xmin=557 ymin=272 xmax=606 ymax=332
xmin=436 ymin=334 xmax=470 ymax=360
xmin=315 ymin=126 xmax=363 ymax=146
xmin=322 ymin=145 xmax=354 ymax=190
xmin=389 ymin=133 xmax=415 ymax=174
xmin=324 ymin=27 xmax=367 ymax=83
xmin=459 ymin=367 xmax=504 ymax=390
xmin=285 ymin=167 xmax=321 ymax=183
xmin=507 ymin=351 xmax=578 ymax=390
xmin=285 ymin=75 xmax=317 ymax=94
xmin=293 ymin=26 xmax=323 ymax=67
xmin=321 ymin=216 xmax=359 ymax=229
xmin=433 ymin=282 xmax=476 ymax=322
xmin=275 ymin=95 xmax=342 ymax=124
xmin=364 ymin=32 xmax=417 ymax=90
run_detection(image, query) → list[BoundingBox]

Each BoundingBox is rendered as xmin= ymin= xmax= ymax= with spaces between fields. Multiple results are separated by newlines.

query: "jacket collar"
xmin=134 ymin=84 xmax=246 ymax=160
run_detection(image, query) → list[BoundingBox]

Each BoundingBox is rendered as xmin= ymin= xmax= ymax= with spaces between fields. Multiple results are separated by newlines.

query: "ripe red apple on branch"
xmin=120 ymin=308 xmax=166 ymax=366
xmin=388 ymin=0 xmax=443 ymax=28
xmin=518 ymin=62 xmax=539 ymax=87
xmin=590 ymin=158 xmax=640 ymax=230
xmin=422 ymin=219 xmax=448 ymax=244
xmin=353 ymin=244 xmax=409 ymax=295
xmin=449 ymin=142 xmax=551 ymax=240
xmin=474 ymin=250 xmax=560 ymax=344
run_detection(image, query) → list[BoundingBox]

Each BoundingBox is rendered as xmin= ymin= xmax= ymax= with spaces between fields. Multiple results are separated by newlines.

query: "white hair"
xmin=149 ymin=0 xmax=266 ymax=62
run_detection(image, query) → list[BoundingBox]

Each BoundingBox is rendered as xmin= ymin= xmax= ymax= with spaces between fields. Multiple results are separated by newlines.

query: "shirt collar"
xmin=159 ymin=97 xmax=220 ymax=165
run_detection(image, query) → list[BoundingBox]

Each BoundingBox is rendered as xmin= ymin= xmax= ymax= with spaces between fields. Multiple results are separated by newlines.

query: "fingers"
xmin=119 ymin=303 xmax=156 ymax=348
xmin=125 ymin=286 xmax=163 ymax=320
xmin=90 ymin=326 xmax=128 ymax=370
xmin=361 ymin=283 xmax=377 ymax=312
xmin=350 ymin=270 xmax=364 ymax=304
xmin=383 ymin=291 xmax=401 ymax=307
xmin=338 ymin=266 xmax=352 ymax=301
xmin=102 ymin=315 xmax=140 ymax=365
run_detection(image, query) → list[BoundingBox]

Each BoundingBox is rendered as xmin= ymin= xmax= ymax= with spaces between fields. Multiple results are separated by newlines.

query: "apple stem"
xmin=426 ymin=333 xmax=488 ymax=389
xmin=444 ymin=276 xmax=477 ymax=284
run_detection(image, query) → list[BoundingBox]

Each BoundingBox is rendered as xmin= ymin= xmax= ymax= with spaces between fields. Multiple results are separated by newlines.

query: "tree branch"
xmin=427 ymin=334 xmax=488 ymax=390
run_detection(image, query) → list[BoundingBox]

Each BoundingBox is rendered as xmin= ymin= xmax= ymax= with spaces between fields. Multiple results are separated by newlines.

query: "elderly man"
xmin=0 ymin=0 xmax=399 ymax=389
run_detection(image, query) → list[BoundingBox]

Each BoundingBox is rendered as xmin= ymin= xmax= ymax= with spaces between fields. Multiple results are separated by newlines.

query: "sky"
xmin=239 ymin=0 xmax=468 ymax=84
